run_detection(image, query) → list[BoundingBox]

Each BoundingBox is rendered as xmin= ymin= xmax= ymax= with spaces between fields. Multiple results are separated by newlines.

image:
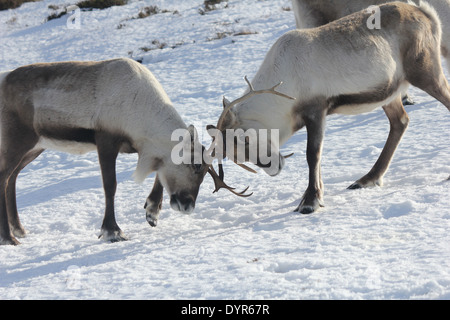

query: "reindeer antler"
xmin=207 ymin=164 xmax=253 ymax=197
xmin=217 ymin=76 xmax=295 ymax=131
xmin=207 ymin=76 xmax=295 ymax=197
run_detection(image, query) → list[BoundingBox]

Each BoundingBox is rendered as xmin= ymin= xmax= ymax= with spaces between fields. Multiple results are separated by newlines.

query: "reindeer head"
xmin=158 ymin=125 xmax=209 ymax=214
xmin=207 ymin=76 xmax=295 ymax=181
xmin=158 ymin=123 xmax=253 ymax=214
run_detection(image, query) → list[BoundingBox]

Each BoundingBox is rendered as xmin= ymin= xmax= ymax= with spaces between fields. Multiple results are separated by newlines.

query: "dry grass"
xmin=0 ymin=0 xmax=40 ymax=11
xmin=199 ymin=0 xmax=228 ymax=15
xmin=46 ymin=0 xmax=129 ymax=21
xmin=76 ymin=0 xmax=128 ymax=10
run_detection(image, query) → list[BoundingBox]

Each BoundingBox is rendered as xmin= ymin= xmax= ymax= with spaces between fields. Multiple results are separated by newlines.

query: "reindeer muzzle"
xmin=170 ymin=193 xmax=195 ymax=214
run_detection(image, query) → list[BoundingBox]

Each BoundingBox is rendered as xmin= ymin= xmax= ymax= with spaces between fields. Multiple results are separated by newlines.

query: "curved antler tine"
xmin=271 ymin=81 xmax=282 ymax=90
xmin=237 ymin=163 xmax=257 ymax=173
xmin=226 ymin=185 xmax=253 ymax=197
xmin=236 ymin=186 xmax=252 ymax=197
xmin=243 ymin=75 xmax=254 ymax=91
xmin=208 ymin=166 xmax=253 ymax=197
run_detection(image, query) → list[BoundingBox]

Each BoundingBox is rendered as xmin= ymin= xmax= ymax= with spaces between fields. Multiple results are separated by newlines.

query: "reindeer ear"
xmin=183 ymin=125 xmax=199 ymax=154
xmin=222 ymin=96 xmax=231 ymax=109
xmin=187 ymin=124 xmax=198 ymax=142
xmin=220 ymin=107 xmax=237 ymax=129
xmin=206 ymin=125 xmax=217 ymax=137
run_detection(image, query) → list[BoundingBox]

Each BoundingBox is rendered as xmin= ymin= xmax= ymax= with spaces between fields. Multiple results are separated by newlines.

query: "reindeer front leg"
xmin=96 ymin=132 xmax=127 ymax=242
xmin=295 ymin=109 xmax=326 ymax=214
xmin=144 ymin=174 xmax=163 ymax=227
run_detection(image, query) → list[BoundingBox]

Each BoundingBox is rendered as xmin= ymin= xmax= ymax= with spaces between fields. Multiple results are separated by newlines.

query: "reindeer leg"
xmin=0 ymin=161 xmax=20 ymax=245
xmin=405 ymin=47 xmax=450 ymax=111
xmin=0 ymin=116 xmax=39 ymax=245
xmin=422 ymin=76 xmax=450 ymax=112
xmin=144 ymin=174 xmax=163 ymax=227
xmin=349 ymin=96 xmax=408 ymax=189
xmin=6 ymin=149 xmax=43 ymax=238
xmin=96 ymin=132 xmax=127 ymax=242
xmin=295 ymin=109 xmax=326 ymax=214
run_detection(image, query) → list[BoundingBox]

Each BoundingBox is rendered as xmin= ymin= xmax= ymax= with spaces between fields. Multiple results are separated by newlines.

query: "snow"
xmin=0 ymin=0 xmax=449 ymax=300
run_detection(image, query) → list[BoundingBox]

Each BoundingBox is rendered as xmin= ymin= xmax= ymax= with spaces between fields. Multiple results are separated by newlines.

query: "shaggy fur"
xmin=291 ymin=0 xmax=450 ymax=73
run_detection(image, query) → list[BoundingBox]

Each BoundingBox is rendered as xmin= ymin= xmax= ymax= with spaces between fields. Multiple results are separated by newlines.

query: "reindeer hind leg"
xmin=348 ymin=96 xmax=409 ymax=189
xmin=417 ymin=74 xmax=450 ymax=112
xmin=0 ymin=117 xmax=39 ymax=245
xmin=405 ymin=48 xmax=450 ymax=111
xmin=6 ymin=149 xmax=44 ymax=238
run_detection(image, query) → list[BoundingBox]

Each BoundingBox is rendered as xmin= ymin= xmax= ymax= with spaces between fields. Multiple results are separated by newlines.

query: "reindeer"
xmin=291 ymin=0 xmax=450 ymax=106
xmin=291 ymin=0 xmax=450 ymax=74
xmin=207 ymin=2 xmax=450 ymax=214
xmin=0 ymin=58 xmax=248 ymax=245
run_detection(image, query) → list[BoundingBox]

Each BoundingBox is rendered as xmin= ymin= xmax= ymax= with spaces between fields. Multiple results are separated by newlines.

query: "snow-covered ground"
xmin=0 ymin=0 xmax=449 ymax=300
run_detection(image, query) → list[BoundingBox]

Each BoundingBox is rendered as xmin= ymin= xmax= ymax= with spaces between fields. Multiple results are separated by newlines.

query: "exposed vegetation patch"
xmin=0 ymin=0 xmax=40 ymax=11
xmin=139 ymin=39 xmax=186 ymax=52
xmin=206 ymin=30 xmax=258 ymax=41
xmin=132 ymin=5 xmax=178 ymax=20
xmin=76 ymin=0 xmax=128 ymax=10
xmin=127 ymin=38 xmax=190 ymax=63
xmin=135 ymin=5 xmax=178 ymax=19
xmin=140 ymin=39 xmax=168 ymax=51
xmin=46 ymin=0 xmax=128 ymax=22
xmin=198 ymin=0 xmax=228 ymax=15
xmin=116 ymin=5 xmax=178 ymax=29
xmin=46 ymin=6 xmax=67 ymax=21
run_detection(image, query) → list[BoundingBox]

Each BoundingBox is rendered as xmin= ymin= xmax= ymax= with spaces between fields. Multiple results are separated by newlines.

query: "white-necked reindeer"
xmin=291 ymin=0 xmax=450 ymax=74
xmin=208 ymin=2 xmax=450 ymax=214
xmin=0 ymin=58 xmax=228 ymax=245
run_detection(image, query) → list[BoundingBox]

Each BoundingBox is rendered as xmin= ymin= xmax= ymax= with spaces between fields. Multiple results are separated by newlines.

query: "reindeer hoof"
xmin=295 ymin=194 xmax=324 ymax=214
xmin=295 ymin=203 xmax=321 ymax=214
xmin=348 ymin=177 xmax=382 ymax=189
xmin=347 ymin=182 xmax=362 ymax=189
xmin=146 ymin=216 xmax=158 ymax=227
xmin=297 ymin=206 xmax=315 ymax=214
xmin=0 ymin=235 xmax=20 ymax=245
xmin=98 ymin=229 xmax=128 ymax=242
xmin=12 ymin=226 xmax=27 ymax=238
xmin=145 ymin=210 xmax=159 ymax=227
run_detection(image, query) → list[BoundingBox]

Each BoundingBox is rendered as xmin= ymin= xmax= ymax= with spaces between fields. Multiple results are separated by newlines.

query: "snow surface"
xmin=0 ymin=0 xmax=449 ymax=300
